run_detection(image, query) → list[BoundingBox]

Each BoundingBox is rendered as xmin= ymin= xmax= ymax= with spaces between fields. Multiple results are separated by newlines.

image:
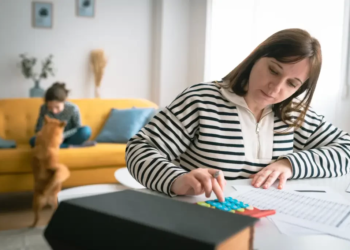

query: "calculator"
xmin=196 ymin=197 xmax=276 ymax=218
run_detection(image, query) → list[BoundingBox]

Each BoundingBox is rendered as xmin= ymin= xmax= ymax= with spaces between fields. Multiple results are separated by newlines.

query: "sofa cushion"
xmin=0 ymin=143 xmax=127 ymax=174
xmin=59 ymin=143 xmax=127 ymax=169
xmin=96 ymin=107 xmax=155 ymax=143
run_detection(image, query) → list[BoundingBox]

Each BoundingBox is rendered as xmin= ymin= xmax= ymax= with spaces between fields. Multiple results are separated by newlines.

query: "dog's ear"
xmin=44 ymin=115 xmax=50 ymax=124
xmin=60 ymin=121 xmax=67 ymax=128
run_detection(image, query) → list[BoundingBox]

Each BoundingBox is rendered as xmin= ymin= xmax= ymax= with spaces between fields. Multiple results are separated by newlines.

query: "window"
xmin=208 ymin=0 xmax=346 ymax=123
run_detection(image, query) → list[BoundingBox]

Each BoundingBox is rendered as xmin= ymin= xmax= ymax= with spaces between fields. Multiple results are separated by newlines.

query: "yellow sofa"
xmin=0 ymin=98 xmax=157 ymax=193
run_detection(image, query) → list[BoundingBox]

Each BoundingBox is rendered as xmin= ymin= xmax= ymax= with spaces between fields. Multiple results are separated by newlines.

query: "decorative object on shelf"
xmin=32 ymin=2 xmax=53 ymax=29
xmin=76 ymin=0 xmax=95 ymax=18
xmin=90 ymin=49 xmax=107 ymax=98
xmin=19 ymin=54 xmax=55 ymax=97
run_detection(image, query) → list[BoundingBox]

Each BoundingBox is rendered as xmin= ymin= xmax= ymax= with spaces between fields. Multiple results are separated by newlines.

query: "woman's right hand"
xmin=170 ymin=168 xmax=226 ymax=202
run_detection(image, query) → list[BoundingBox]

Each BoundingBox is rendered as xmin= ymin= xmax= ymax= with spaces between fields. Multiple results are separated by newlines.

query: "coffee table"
xmin=58 ymin=168 xmax=145 ymax=203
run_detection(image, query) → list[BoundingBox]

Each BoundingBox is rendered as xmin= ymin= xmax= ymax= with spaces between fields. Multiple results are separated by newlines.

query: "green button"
xmin=197 ymin=202 xmax=210 ymax=207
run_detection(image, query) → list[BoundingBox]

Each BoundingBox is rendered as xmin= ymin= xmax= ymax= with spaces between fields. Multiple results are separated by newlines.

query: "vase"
xmin=30 ymin=81 xmax=45 ymax=98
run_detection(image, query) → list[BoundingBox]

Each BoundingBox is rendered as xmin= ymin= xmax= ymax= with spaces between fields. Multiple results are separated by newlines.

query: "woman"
xmin=30 ymin=82 xmax=95 ymax=148
xmin=125 ymin=28 xmax=350 ymax=202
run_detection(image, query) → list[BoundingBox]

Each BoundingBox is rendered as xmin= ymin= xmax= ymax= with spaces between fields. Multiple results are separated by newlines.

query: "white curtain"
xmin=207 ymin=0 xmax=346 ymax=125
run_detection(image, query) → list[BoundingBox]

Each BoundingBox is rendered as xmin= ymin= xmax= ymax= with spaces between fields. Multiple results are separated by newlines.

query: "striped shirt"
xmin=125 ymin=82 xmax=350 ymax=196
xmin=35 ymin=101 xmax=81 ymax=138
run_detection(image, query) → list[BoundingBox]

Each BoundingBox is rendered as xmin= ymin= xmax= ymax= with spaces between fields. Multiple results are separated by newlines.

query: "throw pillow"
xmin=145 ymin=108 xmax=162 ymax=125
xmin=96 ymin=107 xmax=156 ymax=143
xmin=0 ymin=137 xmax=16 ymax=148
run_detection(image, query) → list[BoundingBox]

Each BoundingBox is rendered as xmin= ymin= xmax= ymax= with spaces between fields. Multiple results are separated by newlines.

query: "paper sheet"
xmin=267 ymin=187 xmax=347 ymax=236
xmin=231 ymin=186 xmax=350 ymax=241
xmin=268 ymin=217 xmax=324 ymax=236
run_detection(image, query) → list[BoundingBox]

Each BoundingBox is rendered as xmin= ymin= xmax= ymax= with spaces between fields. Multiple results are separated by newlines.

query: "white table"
xmin=58 ymin=184 xmax=130 ymax=203
xmin=58 ymin=175 xmax=350 ymax=250
xmin=230 ymin=176 xmax=350 ymax=250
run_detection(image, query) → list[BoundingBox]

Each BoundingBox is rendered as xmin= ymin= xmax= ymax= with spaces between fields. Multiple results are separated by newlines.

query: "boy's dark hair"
xmin=45 ymin=82 xmax=69 ymax=102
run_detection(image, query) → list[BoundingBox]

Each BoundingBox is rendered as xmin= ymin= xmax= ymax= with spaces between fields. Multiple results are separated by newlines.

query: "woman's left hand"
xmin=251 ymin=159 xmax=293 ymax=189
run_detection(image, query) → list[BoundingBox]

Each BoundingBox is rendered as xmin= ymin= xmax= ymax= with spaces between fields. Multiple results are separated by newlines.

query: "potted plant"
xmin=19 ymin=54 xmax=55 ymax=97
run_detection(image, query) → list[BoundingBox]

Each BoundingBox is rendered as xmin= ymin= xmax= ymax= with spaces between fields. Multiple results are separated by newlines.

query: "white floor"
xmin=0 ymin=226 xmax=50 ymax=250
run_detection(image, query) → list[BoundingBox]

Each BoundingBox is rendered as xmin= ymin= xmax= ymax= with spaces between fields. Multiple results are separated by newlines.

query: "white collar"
xmin=220 ymin=81 xmax=273 ymax=116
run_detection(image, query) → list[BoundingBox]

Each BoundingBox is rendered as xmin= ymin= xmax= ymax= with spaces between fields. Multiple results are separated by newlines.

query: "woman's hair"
xmin=222 ymin=28 xmax=322 ymax=130
xmin=45 ymin=82 xmax=70 ymax=102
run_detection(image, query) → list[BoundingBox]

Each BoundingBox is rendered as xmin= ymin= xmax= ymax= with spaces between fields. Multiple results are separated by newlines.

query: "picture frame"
xmin=76 ymin=0 xmax=95 ymax=18
xmin=32 ymin=2 xmax=53 ymax=29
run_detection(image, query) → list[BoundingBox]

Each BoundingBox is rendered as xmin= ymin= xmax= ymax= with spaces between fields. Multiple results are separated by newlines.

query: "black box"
xmin=44 ymin=189 xmax=257 ymax=250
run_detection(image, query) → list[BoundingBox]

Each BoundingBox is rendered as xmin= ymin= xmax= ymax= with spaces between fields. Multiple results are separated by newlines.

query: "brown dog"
xmin=30 ymin=115 xmax=70 ymax=227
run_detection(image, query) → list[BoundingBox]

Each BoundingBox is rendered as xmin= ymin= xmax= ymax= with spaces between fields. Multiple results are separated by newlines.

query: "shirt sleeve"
xmin=71 ymin=105 xmax=82 ymax=128
xmin=125 ymin=86 xmax=202 ymax=196
xmin=280 ymin=109 xmax=350 ymax=178
xmin=63 ymin=128 xmax=79 ymax=139
xmin=34 ymin=105 xmax=46 ymax=133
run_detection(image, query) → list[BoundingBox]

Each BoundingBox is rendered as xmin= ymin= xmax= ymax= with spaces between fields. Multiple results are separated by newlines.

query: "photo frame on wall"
xmin=32 ymin=2 xmax=53 ymax=29
xmin=76 ymin=0 xmax=95 ymax=18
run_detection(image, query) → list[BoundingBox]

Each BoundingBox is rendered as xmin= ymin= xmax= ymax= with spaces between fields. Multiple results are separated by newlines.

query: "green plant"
xmin=19 ymin=54 xmax=55 ymax=82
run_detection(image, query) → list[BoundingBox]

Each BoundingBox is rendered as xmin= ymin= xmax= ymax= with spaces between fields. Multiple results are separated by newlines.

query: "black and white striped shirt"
xmin=126 ymin=82 xmax=350 ymax=196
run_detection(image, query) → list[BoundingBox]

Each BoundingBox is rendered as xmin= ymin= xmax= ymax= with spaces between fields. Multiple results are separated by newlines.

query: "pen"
xmin=212 ymin=170 xmax=221 ymax=179
xmin=295 ymin=190 xmax=326 ymax=193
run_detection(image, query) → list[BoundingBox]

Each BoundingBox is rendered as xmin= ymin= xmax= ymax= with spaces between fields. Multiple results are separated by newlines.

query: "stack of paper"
xmin=232 ymin=184 xmax=350 ymax=241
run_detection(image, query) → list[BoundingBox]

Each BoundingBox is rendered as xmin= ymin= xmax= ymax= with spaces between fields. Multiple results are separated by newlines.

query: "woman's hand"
xmin=170 ymin=168 xmax=226 ymax=202
xmin=251 ymin=159 xmax=293 ymax=189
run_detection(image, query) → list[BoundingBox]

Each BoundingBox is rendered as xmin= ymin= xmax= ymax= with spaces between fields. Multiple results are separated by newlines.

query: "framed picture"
xmin=76 ymin=0 xmax=95 ymax=18
xmin=32 ymin=2 xmax=53 ymax=29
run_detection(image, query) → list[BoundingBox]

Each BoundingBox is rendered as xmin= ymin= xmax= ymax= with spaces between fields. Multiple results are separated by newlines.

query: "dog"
xmin=30 ymin=115 xmax=70 ymax=227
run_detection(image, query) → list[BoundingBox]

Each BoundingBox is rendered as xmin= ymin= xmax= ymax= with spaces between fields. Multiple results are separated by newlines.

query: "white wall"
xmin=158 ymin=0 xmax=191 ymax=107
xmin=335 ymin=0 xmax=350 ymax=132
xmin=0 ymin=0 xmax=209 ymax=107
xmin=188 ymin=0 xmax=208 ymax=87
xmin=150 ymin=0 xmax=208 ymax=108
xmin=0 ymin=0 xmax=153 ymax=99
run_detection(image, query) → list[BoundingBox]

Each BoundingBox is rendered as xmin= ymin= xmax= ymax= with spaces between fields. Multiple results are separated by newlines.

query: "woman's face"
xmin=47 ymin=101 xmax=65 ymax=114
xmin=246 ymin=57 xmax=310 ymax=108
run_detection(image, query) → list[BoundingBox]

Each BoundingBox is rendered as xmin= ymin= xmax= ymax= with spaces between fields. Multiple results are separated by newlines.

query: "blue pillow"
xmin=0 ymin=137 xmax=16 ymax=149
xmin=96 ymin=107 xmax=156 ymax=143
xmin=145 ymin=108 xmax=162 ymax=125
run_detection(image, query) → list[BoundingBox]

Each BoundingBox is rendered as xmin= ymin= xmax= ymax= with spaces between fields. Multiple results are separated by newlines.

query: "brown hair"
xmin=45 ymin=82 xmax=69 ymax=102
xmin=222 ymin=28 xmax=322 ymax=130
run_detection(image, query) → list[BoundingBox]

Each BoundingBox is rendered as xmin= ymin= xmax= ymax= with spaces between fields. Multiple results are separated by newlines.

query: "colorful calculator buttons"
xmin=196 ymin=197 xmax=275 ymax=218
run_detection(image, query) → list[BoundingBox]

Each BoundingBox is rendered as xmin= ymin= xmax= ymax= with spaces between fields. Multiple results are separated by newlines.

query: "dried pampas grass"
xmin=90 ymin=49 xmax=107 ymax=98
